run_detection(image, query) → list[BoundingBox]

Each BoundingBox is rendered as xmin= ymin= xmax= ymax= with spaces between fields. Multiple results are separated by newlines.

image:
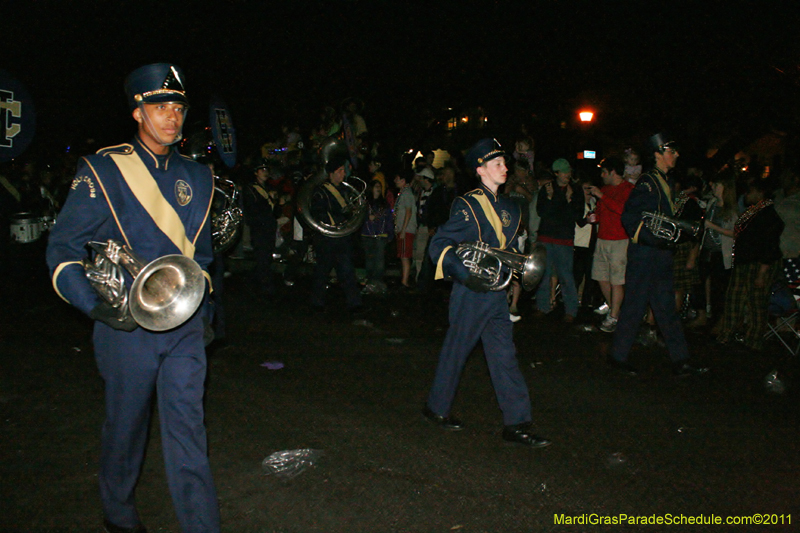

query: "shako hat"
xmin=467 ymin=138 xmax=504 ymax=171
xmin=647 ymin=132 xmax=678 ymax=154
xmin=124 ymin=63 xmax=189 ymax=111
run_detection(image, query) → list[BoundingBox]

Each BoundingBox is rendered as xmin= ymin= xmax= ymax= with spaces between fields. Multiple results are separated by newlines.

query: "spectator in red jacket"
xmin=586 ymin=156 xmax=635 ymax=332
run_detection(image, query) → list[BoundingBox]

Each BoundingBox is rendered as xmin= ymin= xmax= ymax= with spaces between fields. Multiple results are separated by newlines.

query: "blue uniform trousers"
xmin=610 ymin=244 xmax=689 ymax=364
xmin=427 ymin=284 xmax=532 ymax=426
xmin=93 ymin=313 xmax=220 ymax=533
xmin=250 ymin=225 xmax=276 ymax=296
xmin=310 ymin=234 xmax=362 ymax=309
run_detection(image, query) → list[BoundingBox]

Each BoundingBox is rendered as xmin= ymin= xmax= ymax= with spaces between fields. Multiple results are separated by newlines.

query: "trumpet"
xmin=456 ymin=241 xmax=546 ymax=291
xmin=642 ymin=211 xmax=701 ymax=243
xmin=82 ymin=240 xmax=206 ymax=331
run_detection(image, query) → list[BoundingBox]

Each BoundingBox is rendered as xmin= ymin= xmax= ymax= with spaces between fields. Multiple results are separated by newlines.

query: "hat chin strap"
xmin=139 ymin=104 xmax=186 ymax=147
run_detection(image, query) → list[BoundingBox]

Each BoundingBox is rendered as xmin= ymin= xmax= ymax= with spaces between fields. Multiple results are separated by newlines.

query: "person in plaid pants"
xmin=716 ymin=179 xmax=784 ymax=351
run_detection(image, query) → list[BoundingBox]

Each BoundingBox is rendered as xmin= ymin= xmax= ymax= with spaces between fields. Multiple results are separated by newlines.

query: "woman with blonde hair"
xmin=690 ymin=172 xmax=737 ymax=330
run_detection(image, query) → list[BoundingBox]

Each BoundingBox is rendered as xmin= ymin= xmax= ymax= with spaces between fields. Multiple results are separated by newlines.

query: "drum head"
xmin=9 ymin=212 xmax=43 ymax=243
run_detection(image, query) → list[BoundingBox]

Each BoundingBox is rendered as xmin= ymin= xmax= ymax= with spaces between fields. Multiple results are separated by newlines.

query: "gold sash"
xmin=109 ymin=152 xmax=195 ymax=258
xmin=653 ymin=172 xmax=675 ymax=215
xmin=473 ymin=193 xmax=506 ymax=249
xmin=0 ymin=175 xmax=21 ymax=203
xmin=253 ymin=184 xmax=269 ymax=199
xmin=323 ymin=182 xmax=348 ymax=208
xmin=322 ymin=182 xmax=348 ymax=225
xmin=253 ymin=184 xmax=276 ymax=208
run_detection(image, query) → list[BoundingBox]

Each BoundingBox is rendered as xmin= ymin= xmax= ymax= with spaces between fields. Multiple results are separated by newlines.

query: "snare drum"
xmin=9 ymin=213 xmax=44 ymax=243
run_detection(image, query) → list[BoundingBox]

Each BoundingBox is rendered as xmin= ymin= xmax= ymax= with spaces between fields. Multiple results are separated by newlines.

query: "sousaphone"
xmin=296 ymin=136 xmax=367 ymax=237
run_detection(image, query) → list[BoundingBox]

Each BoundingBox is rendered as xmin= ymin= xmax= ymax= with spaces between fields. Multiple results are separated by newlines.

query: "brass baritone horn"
xmin=82 ymin=240 xmax=206 ymax=331
xmin=211 ymin=176 xmax=244 ymax=253
xmin=455 ymin=241 xmax=546 ymax=291
xmin=641 ymin=211 xmax=701 ymax=243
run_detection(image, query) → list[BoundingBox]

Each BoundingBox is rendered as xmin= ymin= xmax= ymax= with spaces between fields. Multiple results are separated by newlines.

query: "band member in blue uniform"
xmin=309 ymin=155 xmax=363 ymax=312
xmin=46 ymin=64 xmax=220 ymax=533
xmin=608 ymin=133 xmax=708 ymax=377
xmin=242 ymin=159 xmax=280 ymax=297
xmin=423 ymin=139 xmax=551 ymax=448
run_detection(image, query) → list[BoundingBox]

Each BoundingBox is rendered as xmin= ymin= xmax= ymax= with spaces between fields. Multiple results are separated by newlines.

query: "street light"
xmin=579 ymin=110 xmax=594 ymax=122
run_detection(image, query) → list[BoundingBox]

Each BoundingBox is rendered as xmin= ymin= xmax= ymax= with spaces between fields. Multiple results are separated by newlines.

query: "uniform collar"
xmin=133 ymin=135 xmax=176 ymax=171
xmin=478 ymin=183 xmax=499 ymax=202
xmin=652 ymin=166 xmax=669 ymax=180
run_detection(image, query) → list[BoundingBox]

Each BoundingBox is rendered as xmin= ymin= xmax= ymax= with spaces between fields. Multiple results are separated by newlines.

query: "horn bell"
xmin=519 ymin=243 xmax=546 ymax=291
xmin=128 ymin=254 xmax=206 ymax=332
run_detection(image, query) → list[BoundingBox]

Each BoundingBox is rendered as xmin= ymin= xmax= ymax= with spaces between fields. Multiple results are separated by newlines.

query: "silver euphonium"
xmin=456 ymin=241 xmax=546 ymax=291
xmin=641 ymin=211 xmax=701 ymax=243
xmin=82 ymin=240 xmax=206 ymax=331
xmin=296 ymin=136 xmax=368 ymax=237
xmin=211 ymin=176 xmax=243 ymax=253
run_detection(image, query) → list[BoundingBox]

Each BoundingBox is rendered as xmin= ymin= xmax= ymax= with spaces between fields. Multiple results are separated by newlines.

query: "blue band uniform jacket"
xmin=47 ymin=136 xmax=214 ymax=317
xmin=310 ymin=180 xmax=350 ymax=229
xmin=621 ymin=166 xmax=674 ymax=248
xmin=430 ymin=184 xmax=522 ymax=283
xmin=242 ymin=182 xmax=281 ymax=235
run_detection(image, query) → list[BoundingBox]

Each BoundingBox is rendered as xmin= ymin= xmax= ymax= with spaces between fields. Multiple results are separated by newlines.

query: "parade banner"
xmin=209 ymin=97 xmax=236 ymax=168
xmin=0 ymin=69 xmax=36 ymax=162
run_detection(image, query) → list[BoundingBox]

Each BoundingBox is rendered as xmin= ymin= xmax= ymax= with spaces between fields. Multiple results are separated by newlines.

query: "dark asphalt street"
xmin=1 ymin=244 xmax=798 ymax=532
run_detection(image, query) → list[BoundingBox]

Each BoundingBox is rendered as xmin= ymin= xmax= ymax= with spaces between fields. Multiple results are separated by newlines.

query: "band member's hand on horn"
xmin=89 ymin=301 xmax=138 ymax=332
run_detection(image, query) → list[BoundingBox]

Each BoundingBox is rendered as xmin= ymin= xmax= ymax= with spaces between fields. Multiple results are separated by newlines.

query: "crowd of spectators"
xmin=2 ymin=101 xmax=799 ymax=357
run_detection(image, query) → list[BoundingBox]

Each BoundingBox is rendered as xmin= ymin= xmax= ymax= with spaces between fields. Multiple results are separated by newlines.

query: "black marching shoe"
xmin=606 ymin=357 xmax=639 ymax=376
xmin=103 ymin=519 xmax=148 ymax=533
xmin=502 ymin=423 xmax=552 ymax=448
xmin=672 ymin=361 xmax=710 ymax=376
xmin=422 ymin=406 xmax=464 ymax=431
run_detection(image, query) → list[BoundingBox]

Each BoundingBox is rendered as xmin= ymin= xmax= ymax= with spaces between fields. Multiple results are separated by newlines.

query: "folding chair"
xmin=764 ymin=258 xmax=800 ymax=357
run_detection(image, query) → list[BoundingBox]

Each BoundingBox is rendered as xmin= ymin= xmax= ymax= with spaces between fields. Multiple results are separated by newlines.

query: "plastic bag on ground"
xmin=262 ymin=449 xmax=323 ymax=479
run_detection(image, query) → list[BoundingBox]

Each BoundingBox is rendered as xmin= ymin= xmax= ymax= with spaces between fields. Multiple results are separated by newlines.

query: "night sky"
xmin=5 ymin=1 xmax=800 ymax=161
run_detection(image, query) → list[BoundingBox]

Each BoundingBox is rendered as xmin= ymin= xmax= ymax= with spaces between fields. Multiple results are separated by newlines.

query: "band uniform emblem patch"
xmin=500 ymin=210 xmax=511 ymax=227
xmin=459 ymin=209 xmax=470 ymax=221
xmin=175 ymin=180 xmax=192 ymax=206
xmin=70 ymin=175 xmax=96 ymax=198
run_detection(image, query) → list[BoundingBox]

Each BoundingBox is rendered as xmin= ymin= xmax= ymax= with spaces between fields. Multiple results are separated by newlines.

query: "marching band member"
xmin=242 ymin=159 xmax=281 ymax=298
xmin=608 ymin=133 xmax=708 ymax=377
xmin=46 ymin=63 xmax=220 ymax=533
xmin=308 ymin=155 xmax=364 ymax=312
xmin=423 ymin=138 xmax=551 ymax=448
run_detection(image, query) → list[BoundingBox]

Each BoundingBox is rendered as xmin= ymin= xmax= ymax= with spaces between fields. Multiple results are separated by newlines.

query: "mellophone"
xmin=641 ymin=211 xmax=701 ymax=243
